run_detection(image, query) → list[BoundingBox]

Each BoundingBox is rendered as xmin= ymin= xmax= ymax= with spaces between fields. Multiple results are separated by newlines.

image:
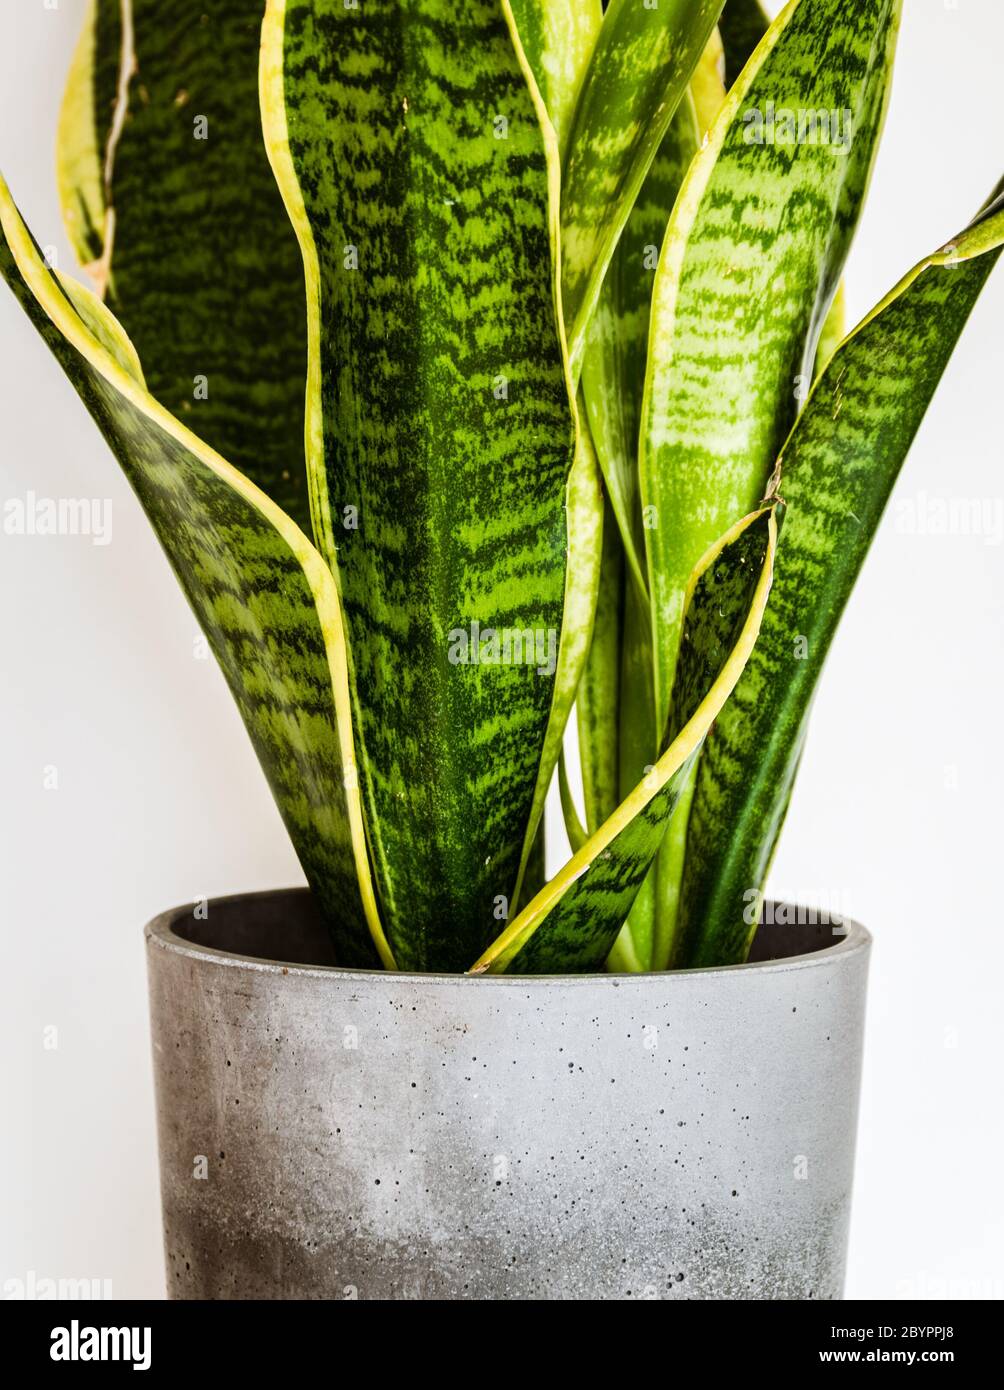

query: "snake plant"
xmin=2 ymin=0 xmax=1000 ymax=974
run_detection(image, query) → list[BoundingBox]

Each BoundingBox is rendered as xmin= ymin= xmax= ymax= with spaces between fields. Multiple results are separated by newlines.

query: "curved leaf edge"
xmin=501 ymin=0 xmax=604 ymax=913
xmin=0 ymin=170 xmax=393 ymax=971
xmin=471 ymin=503 xmax=778 ymax=974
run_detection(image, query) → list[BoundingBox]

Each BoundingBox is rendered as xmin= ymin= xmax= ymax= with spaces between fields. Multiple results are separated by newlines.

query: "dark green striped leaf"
xmin=578 ymin=101 xmax=699 ymax=971
xmin=642 ymin=0 xmax=901 ymax=730
xmin=640 ymin=0 xmax=901 ymax=960
xmin=261 ymin=0 xmax=575 ymax=971
xmin=561 ymin=0 xmax=726 ymax=378
xmin=581 ymin=100 xmax=700 ymax=603
xmin=501 ymin=1 xmax=606 ymax=913
xmin=676 ymin=186 xmax=1004 ymax=967
xmin=57 ymin=0 xmax=311 ymax=533
xmin=0 ymin=175 xmax=388 ymax=970
xmin=472 ymin=504 xmax=777 ymax=974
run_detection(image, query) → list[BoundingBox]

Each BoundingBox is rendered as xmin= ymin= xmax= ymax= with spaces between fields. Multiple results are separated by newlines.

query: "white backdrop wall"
xmin=1 ymin=0 xmax=1001 ymax=1300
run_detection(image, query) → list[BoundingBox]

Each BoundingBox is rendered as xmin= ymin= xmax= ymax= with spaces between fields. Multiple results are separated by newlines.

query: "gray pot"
xmin=145 ymin=889 xmax=870 ymax=1301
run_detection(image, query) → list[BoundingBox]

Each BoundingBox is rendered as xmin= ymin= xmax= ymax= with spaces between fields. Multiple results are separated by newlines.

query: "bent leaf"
xmin=641 ymin=0 xmax=902 ymax=730
xmin=0 ymin=174 xmax=389 ymax=970
xmin=560 ymin=0 xmax=725 ymax=377
xmin=676 ymin=183 xmax=1004 ymax=967
xmin=558 ymin=750 xmax=588 ymax=853
xmin=262 ymin=0 xmax=575 ymax=971
xmin=640 ymin=0 xmax=901 ymax=961
xmin=471 ymin=504 xmax=777 ymax=975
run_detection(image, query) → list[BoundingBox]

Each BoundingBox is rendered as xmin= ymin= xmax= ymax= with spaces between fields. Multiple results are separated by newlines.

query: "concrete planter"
xmin=145 ymin=889 xmax=870 ymax=1301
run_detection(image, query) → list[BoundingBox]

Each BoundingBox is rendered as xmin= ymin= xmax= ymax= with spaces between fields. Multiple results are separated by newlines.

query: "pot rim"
xmin=145 ymin=887 xmax=871 ymax=985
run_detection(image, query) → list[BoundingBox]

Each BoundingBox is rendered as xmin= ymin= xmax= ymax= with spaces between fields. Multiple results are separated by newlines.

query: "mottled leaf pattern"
xmin=15 ymin=0 xmax=998 ymax=982
xmin=637 ymin=0 xmax=901 ymax=964
xmin=561 ymin=0 xmax=725 ymax=377
xmin=0 ymin=176 xmax=388 ymax=969
xmin=507 ymin=0 xmax=602 ymax=158
xmin=642 ymin=0 xmax=901 ymax=728
xmin=472 ymin=506 xmax=777 ymax=974
xmin=676 ymin=189 xmax=1004 ymax=967
xmin=57 ymin=0 xmax=311 ymax=532
xmin=261 ymin=0 xmax=574 ymax=971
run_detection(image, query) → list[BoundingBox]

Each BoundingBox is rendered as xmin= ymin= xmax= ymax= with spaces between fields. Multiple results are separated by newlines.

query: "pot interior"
xmin=170 ymin=890 xmax=850 ymax=971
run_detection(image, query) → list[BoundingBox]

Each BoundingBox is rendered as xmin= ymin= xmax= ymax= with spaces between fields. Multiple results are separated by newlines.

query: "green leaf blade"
xmin=507 ymin=0 xmax=602 ymax=158
xmin=472 ymin=504 xmax=778 ymax=975
xmin=641 ymin=0 xmax=902 ymax=730
xmin=262 ymin=0 xmax=575 ymax=971
xmin=0 ymin=176 xmax=388 ymax=970
xmin=561 ymin=0 xmax=725 ymax=375
xmin=676 ymin=189 xmax=1004 ymax=967
xmin=57 ymin=0 xmax=312 ymax=533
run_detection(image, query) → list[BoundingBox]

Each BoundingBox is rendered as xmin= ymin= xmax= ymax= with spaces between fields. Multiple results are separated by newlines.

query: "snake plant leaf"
xmin=576 ymin=495 xmax=623 ymax=836
xmin=558 ymin=750 xmax=588 ymax=854
xmin=689 ymin=25 xmax=727 ymax=136
xmin=507 ymin=0 xmax=602 ymax=159
xmin=718 ymin=0 xmax=771 ymax=87
xmin=0 ymin=176 xmax=389 ymax=971
xmin=641 ymin=0 xmax=902 ymax=732
xmin=498 ymin=1 xmax=605 ymax=916
xmin=471 ymin=504 xmax=777 ymax=975
xmin=813 ymin=280 xmax=846 ymax=377
xmin=57 ymin=0 xmax=122 ymax=272
xmin=716 ymin=2 xmax=849 ymax=382
xmin=511 ymin=415 xmax=604 ymax=911
xmin=675 ymin=184 xmax=1004 ymax=968
xmin=561 ymin=0 xmax=726 ymax=378
xmin=581 ymin=100 xmax=699 ymax=603
xmin=579 ymin=100 xmax=699 ymax=973
xmin=608 ymin=569 xmax=660 ymax=970
xmin=640 ymin=0 xmax=900 ymax=963
xmin=261 ymin=0 xmax=575 ymax=972
xmin=57 ymin=0 xmax=311 ymax=534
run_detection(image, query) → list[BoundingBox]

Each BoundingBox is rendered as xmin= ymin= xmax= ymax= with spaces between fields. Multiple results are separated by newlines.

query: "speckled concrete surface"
xmin=145 ymin=890 xmax=870 ymax=1300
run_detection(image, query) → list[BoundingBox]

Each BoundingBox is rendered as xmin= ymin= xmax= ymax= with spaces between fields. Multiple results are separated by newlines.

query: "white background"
xmin=1 ymin=0 xmax=1001 ymax=1300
